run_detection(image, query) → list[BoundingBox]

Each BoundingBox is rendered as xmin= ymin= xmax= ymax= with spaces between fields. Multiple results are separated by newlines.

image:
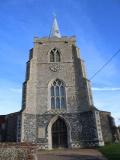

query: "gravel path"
xmin=37 ymin=149 xmax=107 ymax=160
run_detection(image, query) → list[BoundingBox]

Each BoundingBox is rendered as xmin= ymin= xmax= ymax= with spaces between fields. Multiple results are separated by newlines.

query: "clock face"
xmin=49 ymin=63 xmax=62 ymax=72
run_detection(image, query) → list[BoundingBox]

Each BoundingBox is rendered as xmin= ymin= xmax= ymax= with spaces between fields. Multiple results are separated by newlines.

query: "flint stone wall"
xmin=100 ymin=111 xmax=113 ymax=143
xmin=22 ymin=111 xmax=99 ymax=149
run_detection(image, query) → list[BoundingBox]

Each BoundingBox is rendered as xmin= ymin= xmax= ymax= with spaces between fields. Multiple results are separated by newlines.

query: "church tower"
xmin=20 ymin=17 xmax=104 ymax=149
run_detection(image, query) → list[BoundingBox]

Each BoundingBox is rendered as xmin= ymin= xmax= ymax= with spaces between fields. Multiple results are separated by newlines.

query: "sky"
xmin=0 ymin=0 xmax=120 ymax=125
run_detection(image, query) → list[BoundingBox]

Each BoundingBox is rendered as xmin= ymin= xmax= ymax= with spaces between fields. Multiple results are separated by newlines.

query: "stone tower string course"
xmin=0 ymin=17 xmax=117 ymax=147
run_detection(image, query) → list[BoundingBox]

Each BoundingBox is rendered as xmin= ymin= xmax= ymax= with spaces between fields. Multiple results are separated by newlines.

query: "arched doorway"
xmin=52 ymin=118 xmax=68 ymax=148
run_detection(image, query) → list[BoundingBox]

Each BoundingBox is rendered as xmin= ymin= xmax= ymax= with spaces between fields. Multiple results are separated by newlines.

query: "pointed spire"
xmin=49 ymin=15 xmax=61 ymax=38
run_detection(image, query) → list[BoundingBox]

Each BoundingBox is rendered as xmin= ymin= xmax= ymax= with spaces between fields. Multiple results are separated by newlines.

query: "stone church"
xmin=0 ymin=17 xmax=118 ymax=149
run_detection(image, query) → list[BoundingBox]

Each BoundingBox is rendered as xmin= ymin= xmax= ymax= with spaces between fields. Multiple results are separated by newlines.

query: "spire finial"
xmin=49 ymin=15 xmax=61 ymax=38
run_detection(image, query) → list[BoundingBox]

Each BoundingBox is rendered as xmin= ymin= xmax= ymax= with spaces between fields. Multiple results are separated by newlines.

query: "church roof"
xmin=49 ymin=16 xmax=61 ymax=38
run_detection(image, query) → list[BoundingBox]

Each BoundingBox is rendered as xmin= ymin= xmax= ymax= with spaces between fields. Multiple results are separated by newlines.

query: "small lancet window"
xmin=56 ymin=97 xmax=60 ymax=109
xmin=61 ymin=97 xmax=65 ymax=108
xmin=51 ymin=97 xmax=55 ymax=109
xmin=49 ymin=48 xmax=61 ymax=62
xmin=50 ymin=52 xmax=54 ymax=62
xmin=56 ymin=51 xmax=60 ymax=62
xmin=50 ymin=79 xmax=66 ymax=109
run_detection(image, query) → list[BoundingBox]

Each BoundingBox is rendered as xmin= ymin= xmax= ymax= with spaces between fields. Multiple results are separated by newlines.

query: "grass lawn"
xmin=99 ymin=143 xmax=120 ymax=160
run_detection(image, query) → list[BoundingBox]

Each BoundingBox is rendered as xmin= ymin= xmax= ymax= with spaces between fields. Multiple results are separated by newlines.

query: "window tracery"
xmin=50 ymin=48 xmax=61 ymax=62
xmin=50 ymin=79 xmax=66 ymax=109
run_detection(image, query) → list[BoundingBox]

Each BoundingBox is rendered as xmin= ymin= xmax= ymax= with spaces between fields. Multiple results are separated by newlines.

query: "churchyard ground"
xmin=1 ymin=144 xmax=120 ymax=160
xmin=37 ymin=148 xmax=106 ymax=160
xmin=98 ymin=143 xmax=120 ymax=160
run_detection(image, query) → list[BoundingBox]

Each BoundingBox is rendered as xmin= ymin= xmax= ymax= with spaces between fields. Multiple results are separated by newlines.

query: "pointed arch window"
xmin=50 ymin=79 xmax=66 ymax=109
xmin=50 ymin=52 xmax=54 ymax=62
xmin=49 ymin=48 xmax=61 ymax=62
